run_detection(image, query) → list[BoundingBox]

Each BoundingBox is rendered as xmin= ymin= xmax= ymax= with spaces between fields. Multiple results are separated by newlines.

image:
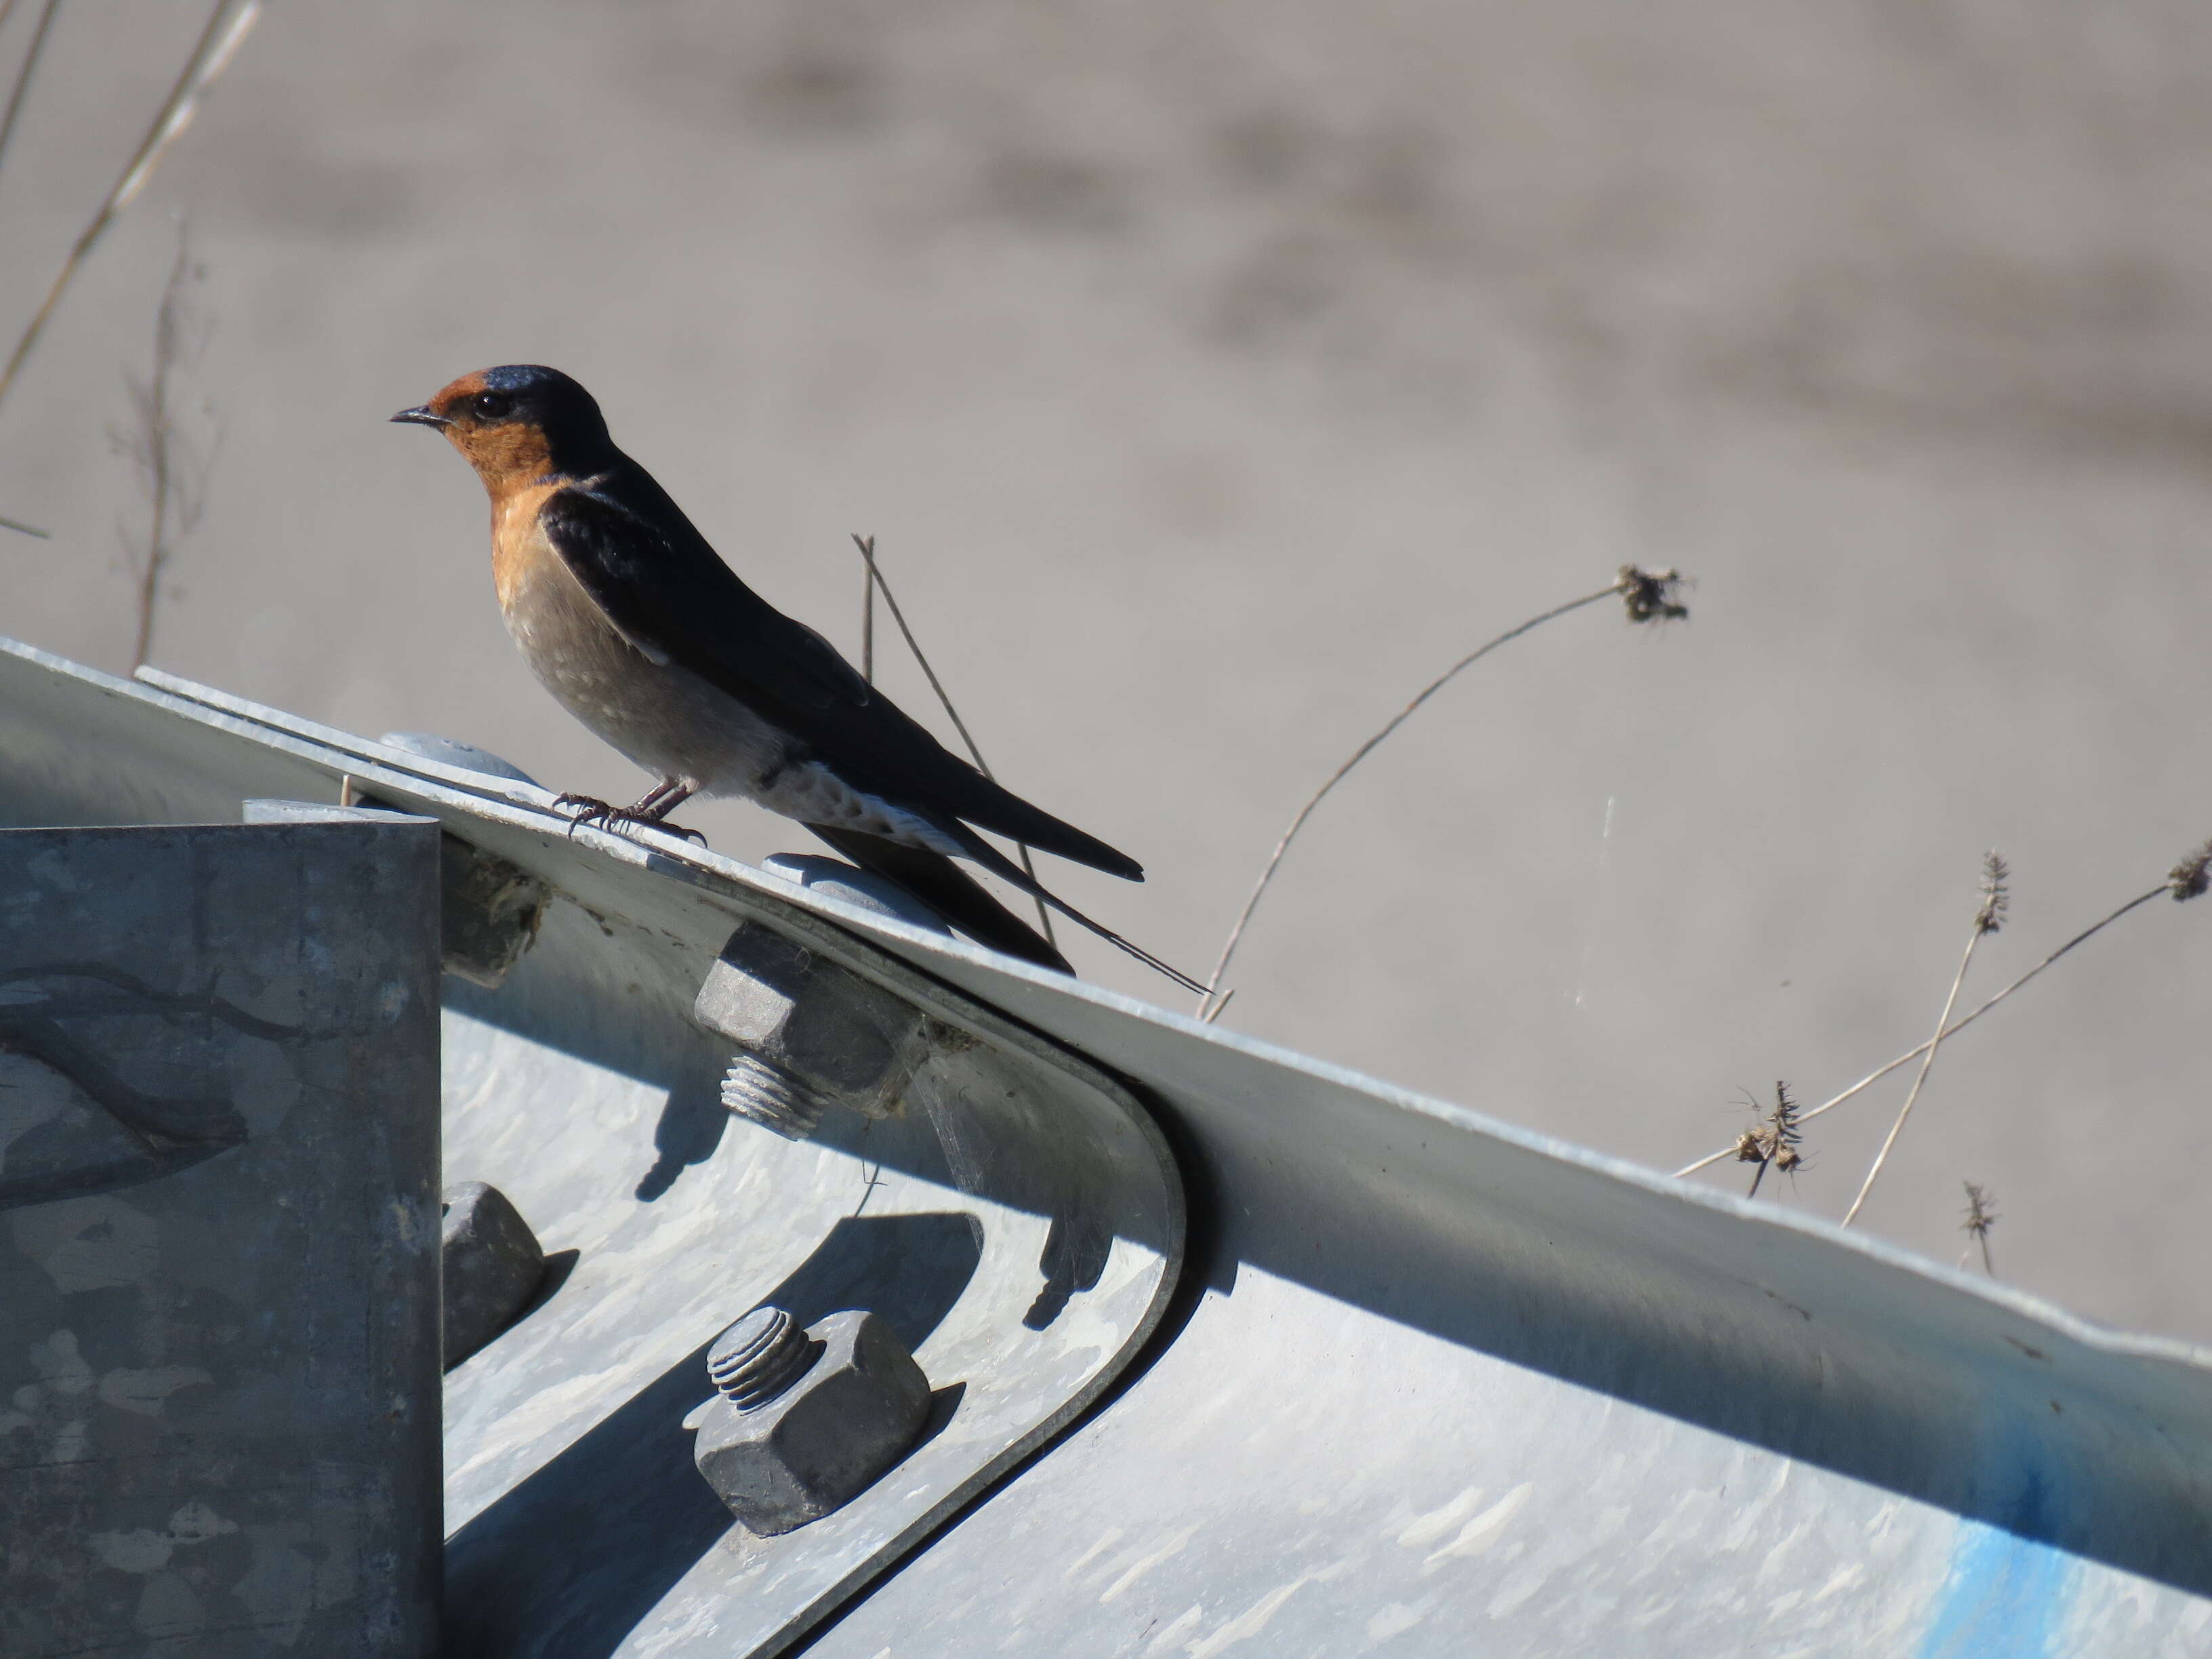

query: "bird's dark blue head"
xmin=392 ymin=364 xmax=618 ymax=488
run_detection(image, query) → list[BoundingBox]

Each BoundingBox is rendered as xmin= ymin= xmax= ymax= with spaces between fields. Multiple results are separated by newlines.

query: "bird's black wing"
xmin=538 ymin=472 xmax=1144 ymax=880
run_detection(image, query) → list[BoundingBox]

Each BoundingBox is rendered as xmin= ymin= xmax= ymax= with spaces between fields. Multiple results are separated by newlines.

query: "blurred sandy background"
xmin=5 ymin=2 xmax=2211 ymax=1340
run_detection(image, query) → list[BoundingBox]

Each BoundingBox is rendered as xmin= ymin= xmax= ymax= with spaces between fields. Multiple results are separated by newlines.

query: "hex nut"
xmin=435 ymin=834 xmax=550 ymax=989
xmin=441 ymin=1181 xmax=546 ymax=1370
xmin=692 ymin=1309 xmax=933 ymax=1536
xmin=693 ymin=922 xmax=943 ymax=1137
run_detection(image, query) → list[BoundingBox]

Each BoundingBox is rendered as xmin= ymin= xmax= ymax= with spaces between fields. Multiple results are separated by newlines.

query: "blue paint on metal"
xmin=1920 ymin=1464 xmax=2078 ymax=1659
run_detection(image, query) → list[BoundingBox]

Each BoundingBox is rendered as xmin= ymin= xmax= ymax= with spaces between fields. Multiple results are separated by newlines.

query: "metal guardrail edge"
xmin=11 ymin=636 xmax=2212 ymax=1393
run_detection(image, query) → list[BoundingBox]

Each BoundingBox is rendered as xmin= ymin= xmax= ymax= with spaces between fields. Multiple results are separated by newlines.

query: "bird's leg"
xmin=555 ymin=779 xmax=708 ymax=845
xmin=617 ymin=779 xmax=706 ymax=844
xmin=625 ymin=779 xmax=695 ymax=821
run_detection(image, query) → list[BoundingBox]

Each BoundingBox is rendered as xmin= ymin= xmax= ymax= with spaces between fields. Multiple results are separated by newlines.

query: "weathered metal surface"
xmin=5 ymin=643 xmax=1187 ymax=1657
xmin=0 ymin=816 xmax=443 ymax=1658
xmin=809 ymin=961 xmax=2212 ymax=1655
xmin=3 ymin=637 xmax=2211 ymax=1654
xmin=434 ymin=909 xmax=1182 ymax=1658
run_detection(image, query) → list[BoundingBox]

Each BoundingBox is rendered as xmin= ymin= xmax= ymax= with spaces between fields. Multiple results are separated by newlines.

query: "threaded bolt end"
xmin=707 ymin=1307 xmax=821 ymax=1411
xmin=720 ymin=1053 xmax=836 ymax=1141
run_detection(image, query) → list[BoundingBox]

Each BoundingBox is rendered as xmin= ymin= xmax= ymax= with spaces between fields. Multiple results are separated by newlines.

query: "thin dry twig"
xmin=1197 ymin=566 xmax=1688 ymax=1020
xmin=0 ymin=0 xmax=60 ymax=180
xmin=1958 ymin=1181 xmax=1998 ymax=1275
xmin=1734 ymin=1080 xmax=1804 ymax=1199
xmin=1841 ymin=851 xmax=2009 ymax=1227
xmin=848 ymin=533 xmax=1055 ymax=948
xmin=111 ymin=224 xmax=206 ymax=671
xmin=1675 ymin=838 xmax=2212 ymax=1181
xmin=0 ymin=0 xmax=257 ymax=414
xmin=859 ymin=558 xmax=875 ymax=684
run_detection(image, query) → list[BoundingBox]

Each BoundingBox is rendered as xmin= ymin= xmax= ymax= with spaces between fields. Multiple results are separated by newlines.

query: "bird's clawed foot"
xmin=553 ymin=792 xmax=708 ymax=846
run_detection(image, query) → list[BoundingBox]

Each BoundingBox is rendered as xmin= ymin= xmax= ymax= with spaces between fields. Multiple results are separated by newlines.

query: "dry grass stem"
xmin=1675 ymin=838 xmax=2211 ymax=1181
xmin=0 ymin=0 xmax=60 ymax=179
xmin=112 ymin=224 xmax=206 ymax=672
xmin=1958 ymin=1181 xmax=1999 ymax=1275
xmin=848 ymin=533 xmax=1054 ymax=948
xmin=0 ymin=512 xmax=48 ymax=538
xmin=1734 ymin=1080 xmax=1804 ymax=1198
xmin=1196 ymin=566 xmax=1689 ymax=1021
xmin=1840 ymin=853 xmax=2007 ymax=1227
xmin=859 ymin=558 xmax=875 ymax=684
xmin=0 ymin=0 xmax=258 ymax=414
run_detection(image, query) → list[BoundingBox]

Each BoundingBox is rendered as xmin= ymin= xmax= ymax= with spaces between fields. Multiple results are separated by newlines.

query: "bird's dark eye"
xmin=472 ymin=392 xmax=514 ymax=421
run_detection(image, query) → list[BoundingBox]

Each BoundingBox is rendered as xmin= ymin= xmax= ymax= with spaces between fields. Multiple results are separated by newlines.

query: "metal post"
xmin=0 ymin=815 xmax=443 ymax=1657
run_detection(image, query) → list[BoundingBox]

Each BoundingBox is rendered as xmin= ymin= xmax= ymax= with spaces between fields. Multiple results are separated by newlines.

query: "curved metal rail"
xmin=5 ymin=636 xmax=2212 ymax=1655
xmin=0 ymin=640 xmax=1184 ymax=1657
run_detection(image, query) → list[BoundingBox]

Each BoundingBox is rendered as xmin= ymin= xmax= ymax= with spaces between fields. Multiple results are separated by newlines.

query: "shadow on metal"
xmin=632 ymin=1047 xmax=733 ymax=1203
xmin=0 ymin=964 xmax=312 ymax=1209
xmin=447 ymin=1212 xmax=983 ymax=1657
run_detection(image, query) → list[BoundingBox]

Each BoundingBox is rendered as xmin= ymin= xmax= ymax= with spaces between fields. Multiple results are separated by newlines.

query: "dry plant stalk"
xmin=1196 ymin=565 xmax=1688 ymax=1020
xmin=848 ymin=534 xmax=1054 ymax=947
xmin=1733 ymin=1080 xmax=1803 ymax=1198
xmin=1958 ymin=1181 xmax=1999 ymax=1275
xmin=859 ymin=557 xmax=876 ymax=684
xmin=0 ymin=0 xmax=258 ymax=414
xmin=1841 ymin=852 xmax=2009 ymax=1227
xmin=0 ymin=0 xmax=61 ymax=178
xmin=111 ymin=226 xmax=207 ymax=671
xmin=1675 ymin=837 xmax=2212 ymax=1181
xmin=0 ymin=0 xmax=48 ymax=544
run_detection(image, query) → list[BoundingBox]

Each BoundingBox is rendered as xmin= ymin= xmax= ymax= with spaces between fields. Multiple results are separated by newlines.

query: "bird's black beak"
xmin=390 ymin=405 xmax=449 ymax=428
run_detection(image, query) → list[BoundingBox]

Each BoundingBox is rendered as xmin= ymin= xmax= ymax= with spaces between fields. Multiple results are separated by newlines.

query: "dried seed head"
xmin=1618 ymin=566 xmax=1689 ymax=624
xmin=1736 ymin=1081 xmax=1807 ymax=1193
xmin=2168 ymin=839 xmax=2212 ymax=902
xmin=1975 ymin=852 xmax=2009 ymax=935
xmin=1960 ymin=1181 xmax=1999 ymax=1240
xmin=1764 ymin=1082 xmax=1803 ymax=1154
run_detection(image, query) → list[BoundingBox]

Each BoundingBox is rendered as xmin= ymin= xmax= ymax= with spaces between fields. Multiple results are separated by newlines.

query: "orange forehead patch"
xmin=428 ymin=369 xmax=491 ymax=418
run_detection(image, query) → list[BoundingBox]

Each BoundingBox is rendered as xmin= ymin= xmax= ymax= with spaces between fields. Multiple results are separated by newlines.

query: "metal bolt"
xmin=690 ymin=1307 xmax=933 ymax=1536
xmin=441 ymin=1182 xmax=546 ymax=1370
xmin=377 ymin=731 xmax=541 ymax=787
xmin=693 ymin=922 xmax=947 ymax=1141
xmin=707 ymin=1308 xmax=823 ymax=1410
xmin=759 ymin=853 xmax=954 ymax=937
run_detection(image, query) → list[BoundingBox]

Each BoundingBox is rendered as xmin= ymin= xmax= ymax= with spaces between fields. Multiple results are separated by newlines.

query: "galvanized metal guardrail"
xmin=3 ymin=634 xmax=2210 ymax=1656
